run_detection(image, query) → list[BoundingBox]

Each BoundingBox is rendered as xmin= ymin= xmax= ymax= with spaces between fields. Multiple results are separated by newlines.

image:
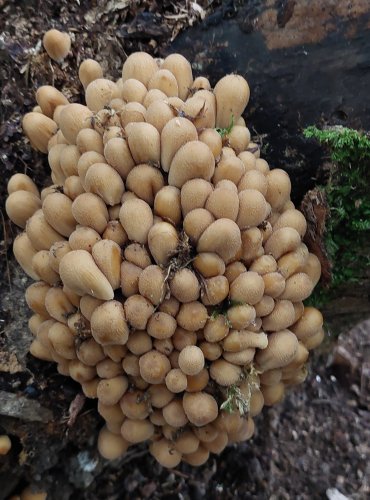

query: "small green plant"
xmin=220 ymin=385 xmax=250 ymax=415
xmin=303 ymin=126 xmax=370 ymax=305
xmin=220 ymin=365 xmax=260 ymax=416
xmin=216 ymin=114 xmax=234 ymax=138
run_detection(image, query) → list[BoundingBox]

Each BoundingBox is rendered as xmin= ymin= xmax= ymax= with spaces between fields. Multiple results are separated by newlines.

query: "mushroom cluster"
xmin=6 ymin=39 xmax=324 ymax=468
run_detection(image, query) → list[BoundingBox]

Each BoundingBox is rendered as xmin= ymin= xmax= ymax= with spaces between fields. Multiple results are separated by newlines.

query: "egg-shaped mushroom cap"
xmin=149 ymin=438 xmax=182 ymax=468
xmin=97 ymin=426 xmax=129 ymax=459
xmin=209 ymin=358 xmax=241 ymax=386
xmin=255 ymin=329 xmax=299 ymax=371
xmin=229 ymin=271 xmax=265 ymax=306
xmin=197 ymin=218 xmax=242 ymax=262
xmin=178 ymin=345 xmax=205 ymax=376
xmin=214 ymin=74 xmax=250 ymax=128
xmin=22 ymin=112 xmax=58 ymax=153
xmin=59 ymin=103 xmax=93 ymax=144
xmin=183 ymin=392 xmax=218 ymax=426
xmin=122 ymin=52 xmax=158 ymax=87
xmin=290 ymin=306 xmax=323 ymax=341
xmin=43 ymin=29 xmax=71 ymax=62
xmin=161 ymin=53 xmax=193 ymax=100
xmin=168 ymin=141 xmax=215 ymax=188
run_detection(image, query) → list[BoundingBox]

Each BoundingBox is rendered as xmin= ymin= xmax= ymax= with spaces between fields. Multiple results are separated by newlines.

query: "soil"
xmin=0 ymin=1 xmax=369 ymax=499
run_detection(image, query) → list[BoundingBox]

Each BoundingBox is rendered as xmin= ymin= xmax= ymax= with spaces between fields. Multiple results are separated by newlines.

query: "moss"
xmin=303 ymin=126 xmax=370 ymax=306
xmin=220 ymin=385 xmax=249 ymax=415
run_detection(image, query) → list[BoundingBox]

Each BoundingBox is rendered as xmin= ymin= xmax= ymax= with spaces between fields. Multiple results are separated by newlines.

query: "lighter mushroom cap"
xmin=43 ymin=29 xmax=71 ymax=62
xmin=178 ymin=345 xmax=205 ymax=376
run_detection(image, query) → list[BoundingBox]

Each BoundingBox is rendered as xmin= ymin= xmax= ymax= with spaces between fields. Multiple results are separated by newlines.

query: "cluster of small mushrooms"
xmin=5 ymin=29 xmax=324 ymax=469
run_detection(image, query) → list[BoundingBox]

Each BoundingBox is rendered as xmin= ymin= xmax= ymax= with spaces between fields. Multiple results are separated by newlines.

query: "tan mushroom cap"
xmin=178 ymin=345 xmax=205 ymax=376
xmin=197 ymin=218 xmax=242 ymax=262
xmin=59 ymin=250 xmax=114 ymax=300
xmin=255 ymin=329 xmax=299 ymax=371
xmin=149 ymin=438 xmax=182 ymax=468
xmin=22 ymin=113 xmax=57 ymax=153
xmin=97 ymin=426 xmax=129 ymax=459
xmin=122 ymin=52 xmax=158 ymax=87
xmin=183 ymin=392 xmax=218 ymax=426
xmin=0 ymin=435 xmax=12 ymax=455
xmin=209 ymin=358 xmax=242 ymax=386
xmin=43 ymin=29 xmax=71 ymax=62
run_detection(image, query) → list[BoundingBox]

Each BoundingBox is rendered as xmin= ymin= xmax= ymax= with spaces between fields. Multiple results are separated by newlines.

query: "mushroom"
xmin=168 ymin=141 xmax=215 ymax=188
xmin=197 ymin=218 xmax=242 ymax=262
xmin=79 ymin=59 xmax=104 ymax=89
xmin=180 ymin=178 xmax=213 ymax=216
xmin=119 ymin=198 xmax=153 ymax=244
xmin=178 ymin=345 xmax=205 ymax=376
xmin=255 ymin=330 xmax=299 ymax=371
xmin=97 ymin=426 xmax=129 ymax=459
xmin=165 ymin=368 xmax=188 ymax=393
xmin=121 ymin=419 xmax=154 ymax=443
xmin=183 ymin=392 xmax=218 ymax=426
xmin=161 ymin=53 xmax=193 ymax=100
xmin=6 ymin=191 xmax=42 ymax=229
xmin=43 ymin=29 xmax=71 ymax=62
xmin=22 ymin=113 xmax=57 ymax=153
xmin=0 ymin=435 xmax=11 ymax=455
xmin=59 ymin=103 xmax=93 ymax=144
xmin=122 ymin=52 xmax=158 ymax=87
xmin=91 ymin=300 xmax=129 ymax=345
xmin=149 ymin=439 xmax=182 ymax=468
xmin=139 ymin=350 xmax=171 ymax=384
xmin=214 ymin=74 xmax=250 ymax=128
xmin=229 ymin=271 xmax=265 ymax=305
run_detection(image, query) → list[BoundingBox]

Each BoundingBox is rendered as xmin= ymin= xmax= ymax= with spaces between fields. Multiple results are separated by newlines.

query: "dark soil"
xmin=1 ymin=1 xmax=369 ymax=499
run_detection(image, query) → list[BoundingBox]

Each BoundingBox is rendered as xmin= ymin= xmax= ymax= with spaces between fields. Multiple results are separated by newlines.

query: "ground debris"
xmin=0 ymin=390 xmax=53 ymax=422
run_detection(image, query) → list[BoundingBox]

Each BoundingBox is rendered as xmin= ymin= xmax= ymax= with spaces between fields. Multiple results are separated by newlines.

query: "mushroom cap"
xmin=168 ymin=141 xmax=215 ymax=188
xmin=122 ymin=52 xmax=158 ymax=86
xmin=209 ymin=358 xmax=241 ymax=386
xmin=197 ymin=218 xmax=242 ymax=262
xmin=91 ymin=300 xmax=129 ymax=345
xmin=59 ymin=250 xmax=114 ymax=300
xmin=22 ymin=112 xmax=57 ymax=153
xmin=43 ymin=29 xmax=71 ymax=62
xmin=178 ymin=345 xmax=205 ymax=376
xmin=0 ymin=435 xmax=12 ymax=455
xmin=139 ymin=350 xmax=171 ymax=384
xmin=97 ymin=426 xmax=129 ymax=459
xmin=255 ymin=329 xmax=299 ymax=371
xmin=183 ymin=392 xmax=218 ymax=426
xmin=149 ymin=438 xmax=182 ymax=468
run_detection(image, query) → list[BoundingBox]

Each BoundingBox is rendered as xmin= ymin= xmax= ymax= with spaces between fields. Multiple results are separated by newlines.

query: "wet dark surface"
xmin=171 ymin=3 xmax=370 ymax=202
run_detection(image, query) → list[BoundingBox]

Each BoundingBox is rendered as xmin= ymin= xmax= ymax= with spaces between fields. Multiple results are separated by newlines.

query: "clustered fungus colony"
xmin=6 ymin=29 xmax=324 ymax=469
